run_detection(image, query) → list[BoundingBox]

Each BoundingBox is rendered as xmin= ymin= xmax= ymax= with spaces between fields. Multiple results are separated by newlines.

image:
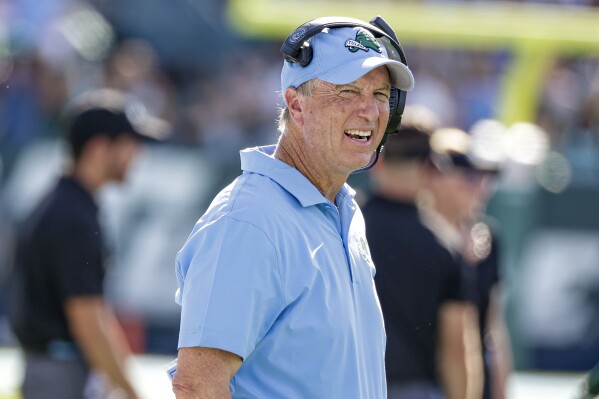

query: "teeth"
xmin=345 ymin=130 xmax=372 ymax=138
xmin=344 ymin=129 xmax=371 ymax=142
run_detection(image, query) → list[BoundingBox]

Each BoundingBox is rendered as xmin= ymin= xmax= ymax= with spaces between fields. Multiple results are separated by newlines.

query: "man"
xmin=427 ymin=126 xmax=512 ymax=399
xmin=363 ymin=107 xmax=482 ymax=399
xmin=172 ymin=17 xmax=414 ymax=398
xmin=6 ymin=89 xmax=168 ymax=399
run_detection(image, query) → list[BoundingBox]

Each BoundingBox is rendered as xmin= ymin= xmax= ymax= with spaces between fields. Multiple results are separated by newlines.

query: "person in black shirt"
xmin=6 ymin=89 xmax=168 ymax=399
xmin=427 ymin=124 xmax=513 ymax=399
xmin=363 ymin=106 xmax=482 ymax=399
xmin=461 ymin=221 xmax=511 ymax=399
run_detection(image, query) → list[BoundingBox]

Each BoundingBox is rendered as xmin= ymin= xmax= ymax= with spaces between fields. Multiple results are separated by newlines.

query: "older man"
xmin=172 ymin=16 xmax=414 ymax=399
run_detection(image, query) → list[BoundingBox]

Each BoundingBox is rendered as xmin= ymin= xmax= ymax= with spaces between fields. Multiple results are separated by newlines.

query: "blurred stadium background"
xmin=0 ymin=0 xmax=598 ymax=397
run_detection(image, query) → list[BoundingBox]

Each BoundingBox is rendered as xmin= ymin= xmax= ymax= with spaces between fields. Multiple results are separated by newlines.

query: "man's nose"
xmin=356 ymin=94 xmax=381 ymax=121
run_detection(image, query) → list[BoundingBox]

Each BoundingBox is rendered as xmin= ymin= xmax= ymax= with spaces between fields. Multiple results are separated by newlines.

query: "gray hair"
xmin=277 ymin=78 xmax=320 ymax=135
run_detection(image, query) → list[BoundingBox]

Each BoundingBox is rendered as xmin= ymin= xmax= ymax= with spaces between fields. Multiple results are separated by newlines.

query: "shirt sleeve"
xmin=176 ymin=216 xmax=286 ymax=359
xmin=489 ymin=236 xmax=501 ymax=285
xmin=51 ymin=217 xmax=105 ymax=301
xmin=442 ymin=250 xmax=467 ymax=302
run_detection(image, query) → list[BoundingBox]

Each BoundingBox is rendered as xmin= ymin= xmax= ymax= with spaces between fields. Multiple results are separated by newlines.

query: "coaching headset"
xmin=280 ymin=15 xmax=410 ymax=171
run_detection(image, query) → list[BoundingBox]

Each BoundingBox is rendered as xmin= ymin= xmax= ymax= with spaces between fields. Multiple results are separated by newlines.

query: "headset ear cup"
xmin=386 ymin=88 xmax=406 ymax=134
xmin=297 ymin=45 xmax=313 ymax=67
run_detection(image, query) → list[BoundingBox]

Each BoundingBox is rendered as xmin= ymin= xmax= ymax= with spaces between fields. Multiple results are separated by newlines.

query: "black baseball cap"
xmin=63 ymin=89 xmax=170 ymax=157
xmin=382 ymin=105 xmax=439 ymax=162
xmin=383 ymin=126 xmax=432 ymax=162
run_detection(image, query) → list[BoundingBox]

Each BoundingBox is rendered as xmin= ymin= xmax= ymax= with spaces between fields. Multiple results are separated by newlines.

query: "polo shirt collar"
xmin=240 ymin=145 xmax=355 ymax=208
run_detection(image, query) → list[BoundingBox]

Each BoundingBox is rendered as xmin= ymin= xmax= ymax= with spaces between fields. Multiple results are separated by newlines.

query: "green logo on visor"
xmin=345 ymin=30 xmax=382 ymax=53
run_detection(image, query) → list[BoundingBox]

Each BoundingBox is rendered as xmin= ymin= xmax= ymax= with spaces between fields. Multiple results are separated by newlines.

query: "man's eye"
xmin=375 ymin=92 xmax=390 ymax=101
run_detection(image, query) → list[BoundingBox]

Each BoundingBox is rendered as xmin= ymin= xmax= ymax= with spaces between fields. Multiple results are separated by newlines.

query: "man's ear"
xmin=285 ymin=87 xmax=304 ymax=128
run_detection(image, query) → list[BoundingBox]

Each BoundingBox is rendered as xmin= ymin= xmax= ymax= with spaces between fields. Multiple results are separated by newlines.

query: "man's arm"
xmin=437 ymin=301 xmax=483 ymax=399
xmin=172 ymin=346 xmax=242 ymax=399
xmin=65 ymin=296 xmax=139 ymax=399
xmin=487 ymin=285 xmax=513 ymax=399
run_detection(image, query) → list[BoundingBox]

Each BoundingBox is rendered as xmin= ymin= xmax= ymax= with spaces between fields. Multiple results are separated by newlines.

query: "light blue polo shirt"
xmin=175 ymin=145 xmax=386 ymax=399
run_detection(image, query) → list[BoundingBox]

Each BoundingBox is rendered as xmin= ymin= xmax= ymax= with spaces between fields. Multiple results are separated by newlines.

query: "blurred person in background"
xmin=0 ymin=50 xmax=69 ymax=177
xmin=363 ymin=106 xmax=482 ymax=399
xmin=5 ymin=88 xmax=168 ymax=399
xmin=423 ymin=126 xmax=512 ymax=399
xmin=172 ymin=16 xmax=415 ymax=398
xmin=103 ymin=39 xmax=178 ymax=125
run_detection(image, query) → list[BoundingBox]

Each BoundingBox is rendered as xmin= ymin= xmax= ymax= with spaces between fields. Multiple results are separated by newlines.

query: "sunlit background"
xmin=0 ymin=0 xmax=598 ymax=398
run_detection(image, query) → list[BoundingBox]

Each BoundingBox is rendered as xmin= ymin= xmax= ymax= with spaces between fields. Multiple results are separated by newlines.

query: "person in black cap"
xmin=6 ymin=88 xmax=168 ymax=399
xmin=362 ymin=106 xmax=483 ymax=399
xmin=425 ymin=125 xmax=512 ymax=399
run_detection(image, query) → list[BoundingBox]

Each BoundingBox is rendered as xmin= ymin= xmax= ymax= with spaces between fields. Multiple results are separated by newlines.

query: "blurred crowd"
xmin=0 ymin=0 xmax=598 ymax=374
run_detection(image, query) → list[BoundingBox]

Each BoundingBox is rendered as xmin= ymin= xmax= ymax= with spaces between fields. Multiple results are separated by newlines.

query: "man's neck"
xmin=274 ymin=134 xmax=345 ymax=203
xmin=71 ymin=160 xmax=106 ymax=195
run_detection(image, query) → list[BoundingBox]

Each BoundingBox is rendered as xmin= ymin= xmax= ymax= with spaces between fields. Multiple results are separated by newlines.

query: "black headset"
xmin=280 ymin=16 xmax=409 ymax=171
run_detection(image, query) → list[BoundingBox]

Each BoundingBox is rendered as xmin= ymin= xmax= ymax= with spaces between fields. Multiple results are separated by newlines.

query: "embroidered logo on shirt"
xmin=357 ymin=235 xmax=373 ymax=264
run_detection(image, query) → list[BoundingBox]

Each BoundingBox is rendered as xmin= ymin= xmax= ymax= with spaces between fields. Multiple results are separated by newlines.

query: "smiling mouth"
xmin=344 ymin=129 xmax=372 ymax=142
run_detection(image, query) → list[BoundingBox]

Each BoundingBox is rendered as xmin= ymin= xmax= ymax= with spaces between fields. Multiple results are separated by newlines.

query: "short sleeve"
xmin=489 ymin=238 xmax=500 ymax=284
xmin=442 ymin=251 xmax=466 ymax=302
xmin=51 ymin=218 xmax=105 ymax=301
xmin=176 ymin=216 xmax=286 ymax=359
